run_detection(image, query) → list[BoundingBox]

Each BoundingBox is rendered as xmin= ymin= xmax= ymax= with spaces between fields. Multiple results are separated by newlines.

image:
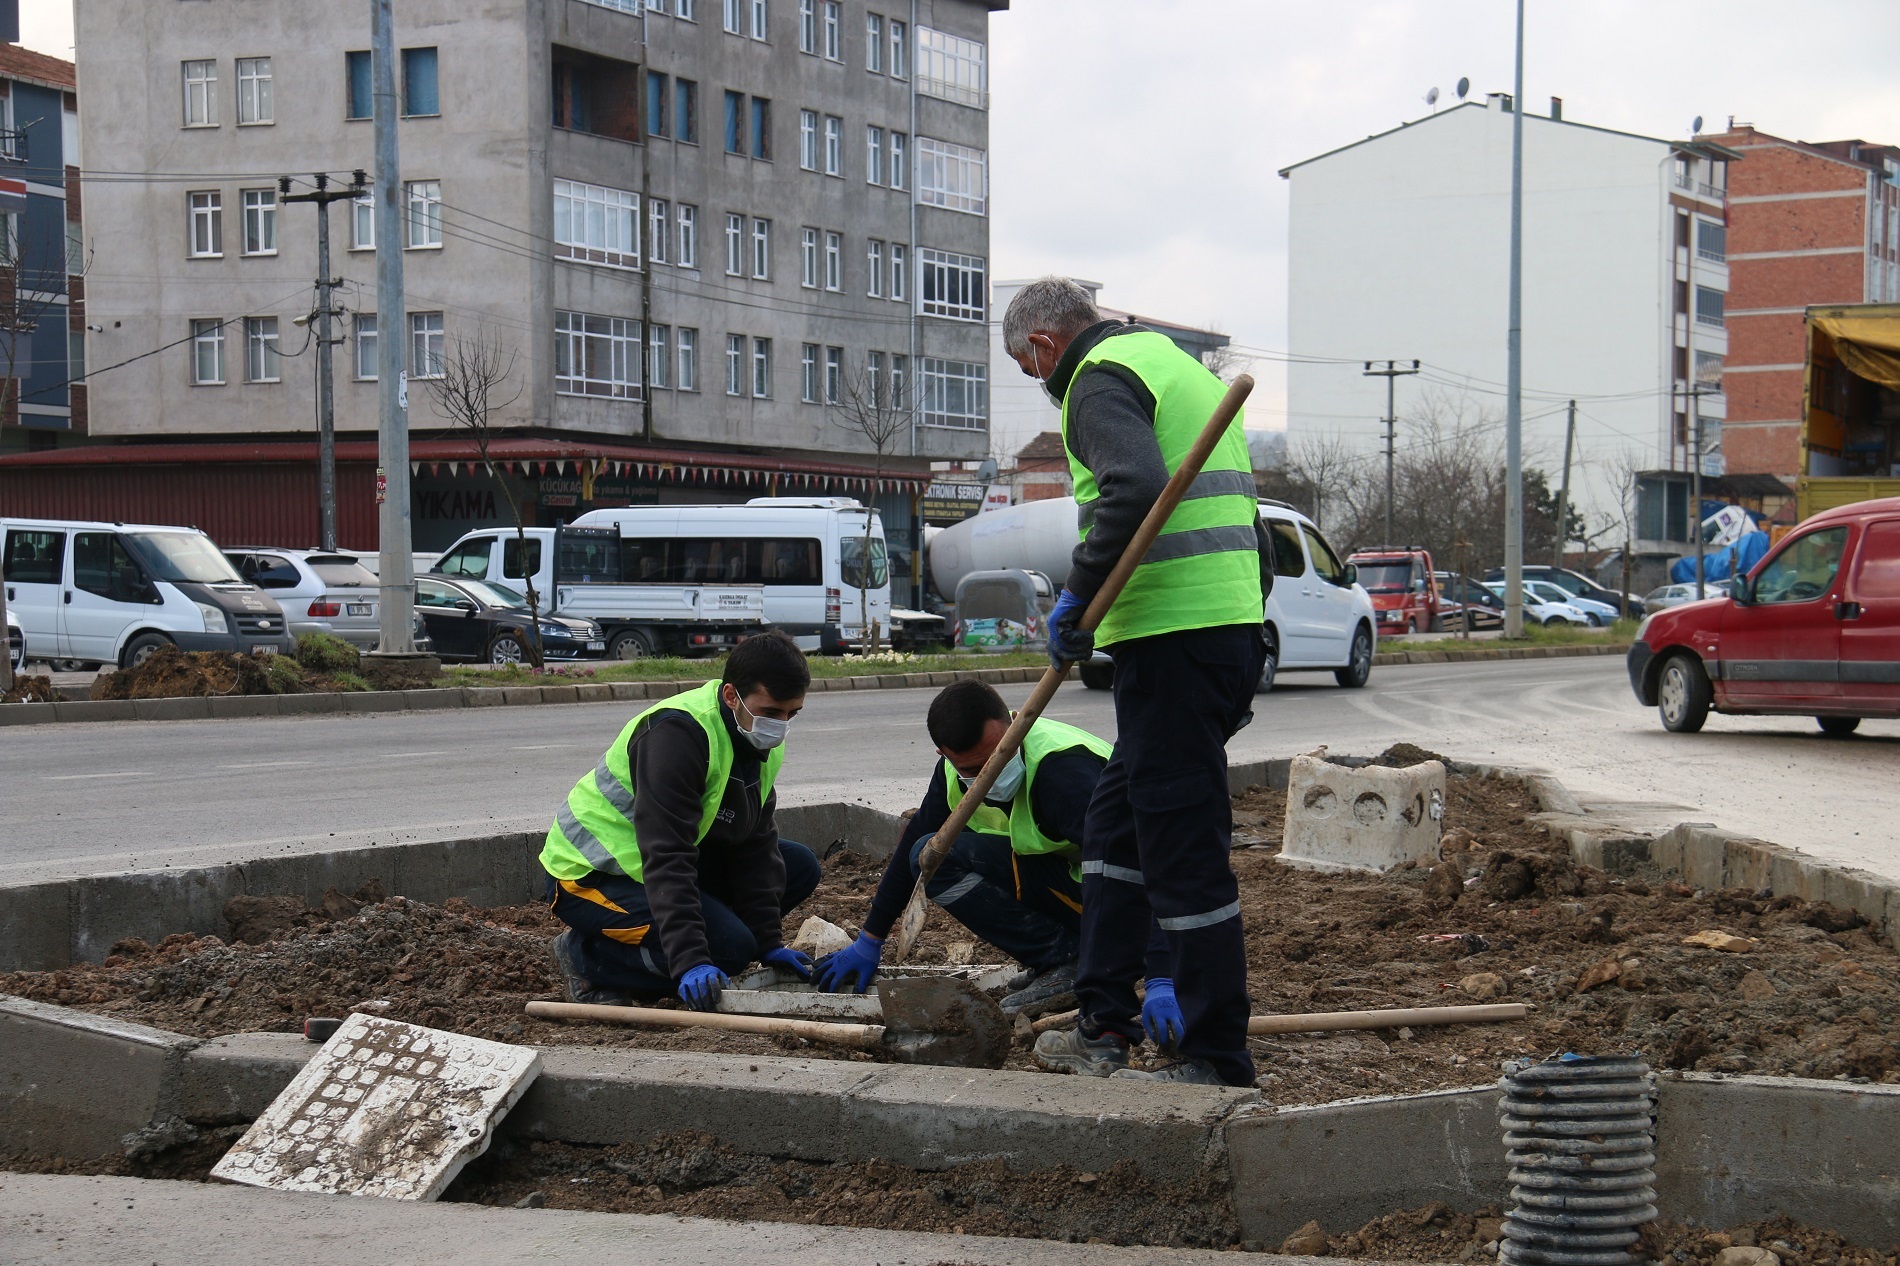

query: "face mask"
xmin=729 ymin=690 xmax=791 ymax=751
xmin=961 ymin=750 xmax=1025 ymax=803
xmin=1035 ymin=341 xmax=1064 ymax=407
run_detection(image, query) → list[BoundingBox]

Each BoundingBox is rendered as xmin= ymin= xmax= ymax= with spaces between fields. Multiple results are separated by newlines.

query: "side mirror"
xmin=454 ymin=598 xmax=478 ymax=612
xmin=1342 ymin=563 xmax=1358 ymax=586
xmin=1731 ymin=578 xmax=1752 ymax=605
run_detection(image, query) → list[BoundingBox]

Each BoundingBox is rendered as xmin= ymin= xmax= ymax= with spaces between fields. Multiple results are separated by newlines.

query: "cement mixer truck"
xmin=927 ymin=497 xmax=1081 ymax=598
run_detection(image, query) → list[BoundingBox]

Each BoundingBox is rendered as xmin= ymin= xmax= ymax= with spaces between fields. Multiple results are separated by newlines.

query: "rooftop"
xmin=0 ymin=45 xmax=75 ymax=93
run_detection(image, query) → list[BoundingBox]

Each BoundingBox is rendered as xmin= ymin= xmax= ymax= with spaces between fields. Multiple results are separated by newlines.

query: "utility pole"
xmin=1552 ymin=400 xmax=1576 ymax=568
xmin=1690 ymin=384 xmax=1706 ymax=601
xmin=282 ymin=170 xmax=368 ymax=551
xmin=369 ymin=0 xmax=415 ymax=658
xmin=1502 ymin=0 xmax=1527 ymax=638
xmin=1363 ymin=359 xmax=1420 ymax=547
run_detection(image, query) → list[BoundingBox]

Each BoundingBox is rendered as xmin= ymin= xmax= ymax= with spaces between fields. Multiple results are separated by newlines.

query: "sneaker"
xmin=1033 ymin=1025 xmax=1129 ymax=1077
xmin=1111 ymin=1059 xmax=1227 ymax=1086
xmin=548 ymin=930 xmax=632 ymax=1007
xmin=1000 ymin=961 xmax=1078 ymax=1018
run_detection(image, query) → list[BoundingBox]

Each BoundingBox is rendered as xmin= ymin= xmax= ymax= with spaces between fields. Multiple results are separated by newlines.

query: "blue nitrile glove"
xmin=1141 ymin=978 xmax=1185 ymax=1052
xmin=761 ymin=945 xmax=814 ymax=980
xmin=813 ymin=933 xmax=884 ymax=994
xmin=677 ymin=963 xmax=729 ymax=1011
xmin=1047 ymin=588 xmax=1093 ymax=668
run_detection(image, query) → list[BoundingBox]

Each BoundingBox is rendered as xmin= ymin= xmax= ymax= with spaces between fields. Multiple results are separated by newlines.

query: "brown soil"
xmin=90 ymin=646 xmax=277 ymax=699
xmin=5 ymin=753 xmax=1897 ymax=1100
xmin=2 ymin=673 xmax=59 ymax=703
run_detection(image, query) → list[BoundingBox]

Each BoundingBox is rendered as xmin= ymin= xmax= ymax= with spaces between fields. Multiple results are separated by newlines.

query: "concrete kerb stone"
xmin=0 ymin=996 xmax=200 ymax=1162
xmin=134 ymin=697 xmax=212 ymax=721
xmin=339 ymin=691 xmax=407 ymax=714
xmin=206 ymin=694 xmax=282 ymax=719
xmin=400 ymin=688 xmax=467 ymax=712
xmin=275 ymin=693 xmax=344 ymax=716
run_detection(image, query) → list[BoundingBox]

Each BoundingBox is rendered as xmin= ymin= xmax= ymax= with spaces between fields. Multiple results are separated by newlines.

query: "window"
xmin=726 ymin=333 xmax=745 ymax=395
xmin=890 ymin=242 xmax=907 ymax=301
xmin=824 ymin=115 xmax=842 ymax=175
xmin=801 ymin=344 xmax=819 ymax=402
xmin=889 ymin=19 xmax=906 ymax=77
xmin=675 ymin=78 xmax=698 ymax=142
xmin=554 ymin=179 xmax=639 ymax=268
xmin=648 ymin=323 xmax=670 ymax=388
xmin=1674 ymin=212 xmax=1690 ymax=250
xmin=583 ymin=0 xmax=641 ymax=10
xmin=750 ymin=96 xmax=771 ymax=159
xmin=723 ymin=0 xmax=742 ymax=32
xmin=867 ymin=239 xmax=884 ymax=297
xmin=1752 ymin=527 xmax=1848 ymax=604
xmin=801 ymin=227 xmax=819 ymax=287
xmin=1301 ymin=525 xmax=1344 ymax=585
xmin=244 ymin=316 xmax=280 ymax=382
xmin=724 ymin=90 xmax=745 ymax=153
xmin=647 ymin=198 xmax=669 ymax=263
xmin=502 ymin=539 xmax=543 ymax=580
xmin=351 ymin=192 xmax=374 ymax=249
xmin=241 ymin=188 xmax=277 ymax=255
xmin=919 ymin=357 xmax=987 ymax=429
xmin=354 ymin=314 xmax=378 ymax=379
xmin=917 ymin=27 xmax=985 ymax=107
xmin=889 ymin=131 xmax=907 ymax=190
xmin=677 ymin=203 xmax=699 ymax=266
xmin=183 ymin=59 xmax=218 ymax=127
xmin=750 ymin=0 xmax=768 ymax=40
xmin=555 ymin=311 xmax=640 ymax=398
xmin=1694 ymin=350 xmax=1724 ymax=389
xmin=799 ymin=110 xmax=818 ymax=169
xmin=866 ymin=14 xmax=883 ymax=72
xmin=867 ymin=350 xmax=884 ymax=407
xmin=3 ymin=529 xmax=66 ymax=585
xmin=919 ymin=248 xmax=985 ymax=321
xmin=725 ymin=213 xmax=744 ymax=275
xmin=73 ymin=534 xmax=144 ymax=603
xmin=395 ymin=180 xmax=442 ymax=250
xmin=866 ymin=125 xmax=884 ymax=184
xmin=889 ymin=353 xmax=907 ymax=407
xmin=647 ymin=71 xmax=668 ymax=137
xmin=822 ymin=1 xmax=841 ymax=59
xmin=918 ymin=137 xmax=986 ymax=214
xmin=677 ymin=1 xmax=697 ymax=21
xmin=678 ymin=327 xmax=699 ymax=390
xmin=617 ymin=537 xmax=824 ymax=585
xmin=751 ymin=217 xmax=771 ymax=278
xmin=1675 ymin=278 xmax=1689 ymax=315
xmin=752 ymin=337 xmax=772 ymax=397
xmin=824 ymin=345 xmax=842 ymax=403
xmin=187 ymin=191 xmax=222 ymax=257
xmin=236 ymin=57 xmax=272 ymax=124
xmin=1697 ymin=219 xmax=1726 ymax=264
xmin=191 ymin=319 xmax=226 ymax=384
xmin=824 ymin=230 xmax=842 ymax=291
xmin=410 ymin=311 xmax=445 ymax=378
xmin=402 ymin=47 xmax=439 ymax=116
xmin=798 ymin=0 xmax=816 ymax=52
xmin=346 ymin=51 xmax=372 ymax=120
xmin=1695 ymin=286 xmax=1725 ymax=327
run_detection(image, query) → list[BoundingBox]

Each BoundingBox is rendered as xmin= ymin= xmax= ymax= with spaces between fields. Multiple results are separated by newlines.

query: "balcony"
xmin=1673 ymin=169 xmax=1727 ymax=204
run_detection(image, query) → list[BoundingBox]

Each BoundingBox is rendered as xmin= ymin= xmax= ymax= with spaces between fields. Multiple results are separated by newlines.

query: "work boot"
xmin=548 ymin=930 xmax=632 ymax=1007
xmin=999 ymin=960 xmax=1077 ymax=1018
xmin=1111 ymin=1058 xmax=1227 ymax=1086
xmin=1033 ymin=1025 xmax=1129 ymax=1077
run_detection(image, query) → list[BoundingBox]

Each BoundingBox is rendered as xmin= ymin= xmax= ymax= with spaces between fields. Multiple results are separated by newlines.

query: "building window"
xmin=866 ymin=125 xmax=884 ymax=184
xmin=725 ymin=213 xmax=744 ymax=275
xmin=678 ymin=327 xmax=699 ymax=390
xmin=918 ymin=137 xmax=986 ymax=215
xmin=866 ymin=350 xmax=884 ymax=407
xmin=751 ymin=217 xmax=771 ymax=278
xmin=749 ymin=96 xmax=771 ymax=159
xmin=866 ymin=14 xmax=883 ymax=72
xmin=1696 ymin=219 xmax=1726 ymax=264
xmin=236 ymin=57 xmax=272 ymax=125
xmin=187 ymin=191 xmax=223 ymax=257
xmin=724 ymin=90 xmax=745 ymax=154
xmin=822 ymin=1 xmax=841 ymax=60
xmin=554 ymin=178 xmax=639 ymax=268
xmin=798 ymin=0 xmax=816 ymax=53
xmin=824 ymin=345 xmax=842 ymax=403
xmin=801 ymin=227 xmax=819 ymax=287
xmin=241 ymin=188 xmax=277 ymax=255
xmin=799 ymin=109 xmax=817 ymax=169
xmin=677 ymin=203 xmax=698 ymax=267
xmin=183 ymin=59 xmax=218 ymax=127
xmin=919 ymin=357 xmax=987 ymax=429
xmin=402 ymin=47 xmax=439 ymax=116
xmin=678 ymin=0 xmax=697 ymax=17
xmin=555 ymin=311 xmax=640 ymax=398
xmin=1694 ymin=350 xmax=1724 ymax=390
xmin=1695 ymin=286 xmax=1725 ymax=328
xmin=824 ymin=230 xmax=842 ymax=291
xmin=191 ymin=319 xmax=226 ymax=384
xmin=889 ymin=19 xmax=906 ymax=78
xmin=351 ymin=192 xmax=374 ymax=249
xmin=647 ymin=198 xmax=669 ymax=263
xmin=918 ymin=248 xmax=985 ymax=321
xmin=410 ymin=311 xmax=445 ymax=378
xmin=867 ymin=239 xmax=884 ymax=297
xmin=723 ymin=0 xmax=742 ymax=33
xmin=244 ymin=316 xmax=281 ymax=383
xmin=403 ymin=180 xmax=443 ymax=249
xmin=584 ymin=0 xmax=641 ymax=10
xmin=916 ymin=27 xmax=985 ymax=107
xmin=890 ymin=353 xmax=908 ymax=407
xmin=890 ymin=242 xmax=907 ymax=302
xmin=801 ymin=343 xmax=819 ymax=402
xmin=354 ymin=314 xmax=378 ymax=379
xmin=726 ymin=333 xmax=745 ymax=395
xmin=648 ymin=323 xmax=671 ymax=389
xmin=647 ymin=71 xmax=668 ymax=138
xmin=750 ymin=0 xmax=768 ymax=40
xmin=752 ymin=337 xmax=772 ymax=397
xmin=346 ymin=51 xmax=372 ymax=120
xmin=889 ymin=132 xmax=907 ymax=190
xmin=675 ymin=78 xmax=698 ymax=142
xmin=823 ymin=115 xmax=842 ymax=175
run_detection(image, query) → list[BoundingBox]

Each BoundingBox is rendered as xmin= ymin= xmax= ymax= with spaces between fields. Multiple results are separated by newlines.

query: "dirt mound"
xmin=91 ymin=646 xmax=274 ymax=699
xmin=223 ymin=880 xmax=387 ymax=945
xmin=2 ymin=674 xmax=59 ymax=703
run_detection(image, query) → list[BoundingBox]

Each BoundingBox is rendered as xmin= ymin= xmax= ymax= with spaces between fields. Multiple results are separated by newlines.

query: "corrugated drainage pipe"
xmin=1498 ymin=1054 xmax=1657 ymax=1266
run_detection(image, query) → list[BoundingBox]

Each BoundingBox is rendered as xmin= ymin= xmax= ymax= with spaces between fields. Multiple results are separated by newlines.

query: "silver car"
xmin=222 ymin=549 xmax=388 ymax=649
xmin=1641 ymin=580 xmax=1731 ymax=612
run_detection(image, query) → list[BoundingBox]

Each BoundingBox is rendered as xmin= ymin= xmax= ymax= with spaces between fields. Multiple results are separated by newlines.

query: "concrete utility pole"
xmin=282 ymin=170 xmax=367 ymax=552
xmin=1502 ymin=0 xmax=1527 ymax=638
xmin=370 ymin=0 xmax=415 ymax=657
xmin=1691 ymin=384 xmax=1706 ymax=601
xmin=1552 ymin=399 xmax=1576 ymax=569
xmin=1364 ymin=359 xmax=1420 ymax=547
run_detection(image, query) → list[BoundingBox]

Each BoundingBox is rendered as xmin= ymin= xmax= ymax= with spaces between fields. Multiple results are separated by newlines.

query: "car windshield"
xmin=1353 ymin=563 xmax=1411 ymax=593
xmin=123 ymin=531 xmax=245 ymax=583
xmin=839 ymin=532 xmax=889 ymax=590
xmin=457 ymin=579 xmax=529 ymax=609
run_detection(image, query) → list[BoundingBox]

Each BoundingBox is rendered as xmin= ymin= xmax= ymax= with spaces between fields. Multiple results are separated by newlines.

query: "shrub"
xmin=328 ymin=671 xmax=372 ymax=693
xmin=296 ymin=632 xmax=360 ymax=675
xmin=262 ymin=655 xmax=307 ymax=695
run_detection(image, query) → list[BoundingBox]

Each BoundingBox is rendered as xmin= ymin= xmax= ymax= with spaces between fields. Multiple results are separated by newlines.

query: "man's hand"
xmin=1140 ymin=978 xmax=1184 ymax=1053
xmin=761 ymin=946 xmax=813 ymax=980
xmin=677 ymin=963 xmax=729 ymax=1011
xmin=1047 ymin=588 xmax=1094 ymax=668
xmin=813 ymin=933 xmax=884 ymax=994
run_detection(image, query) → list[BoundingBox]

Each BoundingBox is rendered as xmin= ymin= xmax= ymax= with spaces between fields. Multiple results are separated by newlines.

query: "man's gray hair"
xmin=1002 ymin=277 xmax=1102 ymax=357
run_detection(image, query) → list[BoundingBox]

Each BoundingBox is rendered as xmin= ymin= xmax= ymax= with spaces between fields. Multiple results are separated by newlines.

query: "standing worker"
xmin=542 ymin=630 xmax=821 ymax=1012
xmin=1005 ymin=277 xmax=1268 ymax=1086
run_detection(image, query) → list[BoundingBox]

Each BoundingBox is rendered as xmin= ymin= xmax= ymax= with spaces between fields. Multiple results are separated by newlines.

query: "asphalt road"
xmin=4 ymin=656 xmax=1897 ymax=886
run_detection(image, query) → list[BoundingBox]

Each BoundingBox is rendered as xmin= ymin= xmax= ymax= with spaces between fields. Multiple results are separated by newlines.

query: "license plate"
xmin=718 ymin=595 xmax=747 ymax=607
xmin=252 ymin=645 xmax=277 ymax=656
xmin=347 ymin=603 xmax=372 ymax=616
xmin=586 ymin=641 xmax=605 ymax=651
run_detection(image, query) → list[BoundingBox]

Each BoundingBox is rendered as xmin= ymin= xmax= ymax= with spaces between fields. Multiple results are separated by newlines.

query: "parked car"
xmin=1628 ymin=496 xmax=1900 ymax=734
xmin=1641 ymin=580 xmax=1733 ymax=612
xmin=415 ymin=574 xmax=606 ymax=664
xmin=222 ymin=549 xmax=387 ymax=649
xmin=1523 ymin=579 xmax=1617 ymax=626
xmin=1481 ymin=581 xmax=1594 ymax=627
xmin=6 ymin=608 xmax=22 ymax=678
xmin=1434 ymin=571 xmax=1506 ymax=631
xmin=1484 ymin=564 xmax=1644 ymax=618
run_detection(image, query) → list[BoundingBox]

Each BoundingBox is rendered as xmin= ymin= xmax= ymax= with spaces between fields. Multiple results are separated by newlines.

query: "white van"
xmin=1 ymin=519 xmax=295 ymax=669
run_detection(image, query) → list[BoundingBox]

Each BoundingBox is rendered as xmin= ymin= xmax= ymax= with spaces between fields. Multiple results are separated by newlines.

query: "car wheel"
xmin=1817 ymin=716 xmax=1862 ymax=737
xmin=1585 ymin=613 xmax=1603 ymax=627
xmin=1255 ymin=628 xmax=1279 ymax=695
xmin=121 ymin=633 xmax=173 ymax=670
xmin=1335 ymin=625 xmax=1373 ymax=689
xmin=52 ymin=658 xmax=91 ymax=673
xmin=1657 ymin=653 xmax=1712 ymax=733
xmin=1405 ymin=618 xmax=1418 ymax=635
xmin=610 ymin=627 xmax=658 ymax=660
xmin=488 ymin=632 xmax=528 ymax=665
xmin=1078 ymin=660 xmax=1114 ymax=691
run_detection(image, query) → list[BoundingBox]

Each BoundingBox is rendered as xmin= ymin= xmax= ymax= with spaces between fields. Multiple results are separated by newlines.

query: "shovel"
xmin=887 ymin=374 xmax=1257 ymax=963
xmin=525 ymin=975 xmax=1011 ymax=1069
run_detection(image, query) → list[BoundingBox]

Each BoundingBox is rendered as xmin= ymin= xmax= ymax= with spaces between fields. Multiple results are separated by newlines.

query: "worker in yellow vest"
xmin=541 ymin=631 xmax=819 ymax=1012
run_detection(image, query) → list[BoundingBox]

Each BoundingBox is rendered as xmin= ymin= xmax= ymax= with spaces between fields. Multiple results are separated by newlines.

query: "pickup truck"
xmin=1348 ymin=548 xmax=1441 ymax=634
xmin=430 ymin=526 xmax=764 ymax=659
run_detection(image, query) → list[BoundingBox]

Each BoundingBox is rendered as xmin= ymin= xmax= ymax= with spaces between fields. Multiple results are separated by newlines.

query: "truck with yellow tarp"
xmin=1800 ymin=303 xmax=1900 ymax=519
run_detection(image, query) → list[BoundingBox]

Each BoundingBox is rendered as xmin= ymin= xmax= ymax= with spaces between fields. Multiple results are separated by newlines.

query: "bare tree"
xmin=1602 ymin=449 xmax=1645 ymax=614
xmin=1200 ymin=340 xmax=1252 ymax=384
xmin=427 ymin=330 xmax=542 ymax=667
xmin=1281 ymin=431 xmax=1369 ymax=532
xmin=830 ymin=360 xmax=918 ymax=652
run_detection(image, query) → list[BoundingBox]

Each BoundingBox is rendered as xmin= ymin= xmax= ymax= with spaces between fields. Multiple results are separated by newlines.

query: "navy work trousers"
xmin=911 ymin=829 xmax=1082 ymax=971
xmin=547 ymin=839 xmax=821 ymax=997
xmin=1075 ymin=623 xmax=1266 ymax=1087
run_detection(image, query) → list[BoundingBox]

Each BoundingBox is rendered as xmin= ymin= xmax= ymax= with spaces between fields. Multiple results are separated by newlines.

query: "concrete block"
xmin=849 ymin=676 xmax=878 ymax=690
xmin=0 ymin=995 xmax=199 ymax=1161
xmin=539 ymin=685 xmax=580 ymax=704
xmin=501 ymin=687 xmax=542 ymax=707
xmin=206 ymin=695 xmax=281 ymax=719
xmin=178 ymin=1033 xmax=309 ymax=1124
xmin=876 ymin=674 xmax=908 ymax=689
xmin=401 ymin=688 xmax=466 ymax=712
xmin=274 ymin=693 xmax=343 ymax=716
xmin=0 ymin=880 xmax=73 ymax=972
xmin=0 ymin=701 xmax=57 ymax=725
xmin=1280 ymin=755 xmax=1445 ymax=873
xmin=51 ymin=699 xmax=138 ymax=723
xmin=133 ymin=697 xmax=212 ymax=721
xmin=826 ymin=677 xmax=854 ymax=689
xmin=391 ymin=832 xmax=546 ymax=909
xmin=574 ymin=683 xmax=612 ymax=704
xmin=1523 ymin=774 xmax=1582 ymax=816
xmin=928 ymin=672 xmax=955 ymax=686
xmin=70 ymin=865 xmax=239 ymax=962
xmin=464 ymin=687 xmax=506 ymax=707
xmin=609 ymin=682 xmax=643 ymax=701
xmin=339 ymin=691 xmax=407 ymax=714
xmin=1679 ymin=825 xmax=1733 ymax=892
xmin=1814 ymin=865 xmax=1895 ymax=929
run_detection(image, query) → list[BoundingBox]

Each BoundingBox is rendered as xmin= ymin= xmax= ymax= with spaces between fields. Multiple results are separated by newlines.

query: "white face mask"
xmin=729 ymin=690 xmax=791 ymax=751
xmin=961 ymin=750 xmax=1025 ymax=804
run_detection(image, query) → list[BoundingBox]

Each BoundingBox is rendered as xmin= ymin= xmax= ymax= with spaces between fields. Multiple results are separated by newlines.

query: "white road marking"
xmin=386 ymin=751 xmax=449 ymax=758
xmin=510 ymin=744 xmax=576 ymax=751
xmin=217 ymin=760 xmax=316 ymax=770
xmin=44 ymin=772 xmax=150 ymax=781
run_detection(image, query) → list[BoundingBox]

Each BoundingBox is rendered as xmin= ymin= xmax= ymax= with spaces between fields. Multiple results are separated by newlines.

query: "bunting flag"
xmin=556 ymin=459 xmax=567 ymax=475
xmin=410 ymin=462 xmax=420 ymax=476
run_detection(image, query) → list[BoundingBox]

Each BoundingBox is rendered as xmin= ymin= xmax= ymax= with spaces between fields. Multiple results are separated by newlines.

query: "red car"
xmin=1349 ymin=548 xmax=1441 ymax=634
xmin=1628 ymin=497 xmax=1900 ymax=734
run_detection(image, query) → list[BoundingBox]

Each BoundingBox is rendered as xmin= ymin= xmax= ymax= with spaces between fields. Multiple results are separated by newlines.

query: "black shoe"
xmin=549 ymin=930 xmax=632 ymax=1007
xmin=999 ymin=960 xmax=1077 ymax=1018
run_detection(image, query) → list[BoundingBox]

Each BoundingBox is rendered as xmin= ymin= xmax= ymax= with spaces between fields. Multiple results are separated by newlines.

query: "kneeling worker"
xmin=543 ymin=630 xmax=819 ymax=1012
xmin=815 ymin=679 xmax=1141 ymax=1019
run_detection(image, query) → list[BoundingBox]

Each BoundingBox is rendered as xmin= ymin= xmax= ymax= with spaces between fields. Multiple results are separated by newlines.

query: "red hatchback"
xmin=1628 ymin=497 xmax=1900 ymax=734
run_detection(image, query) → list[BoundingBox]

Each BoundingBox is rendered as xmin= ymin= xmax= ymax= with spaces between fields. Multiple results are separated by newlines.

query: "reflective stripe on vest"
xmin=1060 ymin=329 xmax=1262 ymax=647
xmin=940 ymin=717 xmax=1112 ymax=878
xmin=540 ymin=680 xmax=784 ymax=883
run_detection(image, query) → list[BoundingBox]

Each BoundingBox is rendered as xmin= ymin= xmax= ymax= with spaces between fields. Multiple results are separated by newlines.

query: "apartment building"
xmin=0 ymin=45 xmax=81 ymax=455
xmin=9 ymin=0 xmax=1003 ymax=578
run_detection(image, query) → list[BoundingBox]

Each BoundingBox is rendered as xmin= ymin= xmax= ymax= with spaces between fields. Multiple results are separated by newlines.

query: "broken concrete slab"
xmin=0 ymin=995 xmax=199 ymax=1162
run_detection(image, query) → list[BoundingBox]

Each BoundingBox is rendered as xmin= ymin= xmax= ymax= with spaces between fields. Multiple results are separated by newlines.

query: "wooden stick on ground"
xmin=1029 ymin=1001 xmax=1527 ymax=1036
xmin=526 ymin=999 xmax=884 ymax=1050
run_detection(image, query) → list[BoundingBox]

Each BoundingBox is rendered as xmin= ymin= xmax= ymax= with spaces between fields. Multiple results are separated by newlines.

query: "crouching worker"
xmin=815 ymin=679 xmax=1118 ymax=1017
xmin=543 ymin=630 xmax=820 ymax=1012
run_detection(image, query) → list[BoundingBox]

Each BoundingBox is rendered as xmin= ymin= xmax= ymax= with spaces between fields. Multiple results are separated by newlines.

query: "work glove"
xmin=1140 ymin=978 xmax=1185 ymax=1053
xmin=1047 ymin=588 xmax=1094 ymax=668
xmin=760 ymin=945 xmax=814 ymax=981
xmin=677 ymin=963 xmax=729 ymax=1012
xmin=813 ymin=932 xmax=884 ymax=994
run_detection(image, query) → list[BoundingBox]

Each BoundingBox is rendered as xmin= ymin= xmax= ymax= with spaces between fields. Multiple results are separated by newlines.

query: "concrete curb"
xmin=1368 ymin=641 xmax=1629 ymax=668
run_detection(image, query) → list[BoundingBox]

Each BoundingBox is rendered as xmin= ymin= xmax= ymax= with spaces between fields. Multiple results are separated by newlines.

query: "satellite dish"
xmin=1692 ymin=115 xmax=1704 ymax=135
xmin=1425 ymin=86 xmax=1440 ymax=107
xmin=1456 ymin=77 xmax=1470 ymax=100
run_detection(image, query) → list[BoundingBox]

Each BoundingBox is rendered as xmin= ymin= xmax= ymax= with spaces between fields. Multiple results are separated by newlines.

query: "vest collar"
xmin=1050 ymin=318 xmax=1145 ymax=403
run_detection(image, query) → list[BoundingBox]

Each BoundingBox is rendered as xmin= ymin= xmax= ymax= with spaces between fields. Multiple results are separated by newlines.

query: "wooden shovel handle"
xmin=1031 ymin=1001 xmax=1527 ymax=1036
xmin=525 ymin=999 xmax=885 ymax=1049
